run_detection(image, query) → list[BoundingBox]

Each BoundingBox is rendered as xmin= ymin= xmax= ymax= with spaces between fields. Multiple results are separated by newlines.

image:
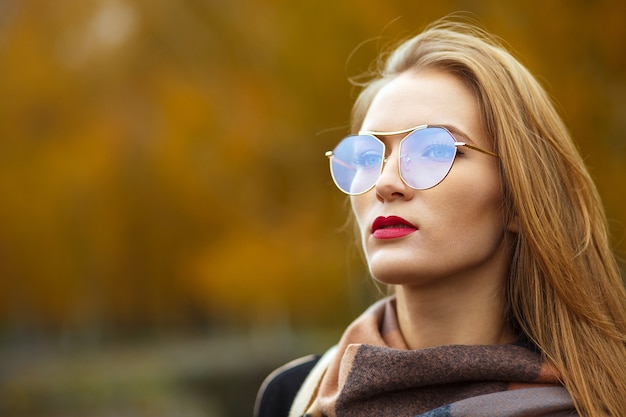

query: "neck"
xmin=394 ymin=270 xmax=516 ymax=350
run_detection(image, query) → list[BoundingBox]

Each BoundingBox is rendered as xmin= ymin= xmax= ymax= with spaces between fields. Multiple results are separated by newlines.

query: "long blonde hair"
xmin=350 ymin=19 xmax=626 ymax=417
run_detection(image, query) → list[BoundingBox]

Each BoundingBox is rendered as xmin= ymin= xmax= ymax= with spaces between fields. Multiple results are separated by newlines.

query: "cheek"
xmin=450 ymin=160 xmax=503 ymax=212
xmin=459 ymin=180 xmax=501 ymax=215
xmin=427 ymin=162 xmax=504 ymax=232
xmin=444 ymin=179 xmax=506 ymax=244
xmin=350 ymin=195 xmax=366 ymax=225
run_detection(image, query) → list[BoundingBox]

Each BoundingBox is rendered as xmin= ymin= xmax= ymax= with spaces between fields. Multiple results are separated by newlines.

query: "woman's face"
xmin=352 ymin=69 xmax=514 ymax=287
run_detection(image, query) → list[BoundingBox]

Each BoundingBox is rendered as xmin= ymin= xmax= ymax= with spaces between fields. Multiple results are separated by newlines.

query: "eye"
xmin=354 ymin=150 xmax=383 ymax=168
xmin=421 ymin=143 xmax=456 ymax=162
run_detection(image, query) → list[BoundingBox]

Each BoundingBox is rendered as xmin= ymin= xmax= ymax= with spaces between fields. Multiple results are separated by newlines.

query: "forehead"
xmin=360 ymin=69 xmax=486 ymax=146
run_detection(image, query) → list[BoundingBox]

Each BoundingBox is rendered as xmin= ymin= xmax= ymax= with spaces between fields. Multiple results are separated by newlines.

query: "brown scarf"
xmin=306 ymin=296 xmax=576 ymax=417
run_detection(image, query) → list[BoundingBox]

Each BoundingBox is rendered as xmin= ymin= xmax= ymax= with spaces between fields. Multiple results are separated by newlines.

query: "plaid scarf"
xmin=298 ymin=296 xmax=577 ymax=417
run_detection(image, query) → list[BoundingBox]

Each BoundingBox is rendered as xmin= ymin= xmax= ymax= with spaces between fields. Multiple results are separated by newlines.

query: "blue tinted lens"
xmin=399 ymin=127 xmax=457 ymax=189
xmin=329 ymin=135 xmax=384 ymax=195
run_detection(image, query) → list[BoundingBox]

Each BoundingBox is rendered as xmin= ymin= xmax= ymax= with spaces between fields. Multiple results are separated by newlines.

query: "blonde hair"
xmin=350 ymin=19 xmax=626 ymax=417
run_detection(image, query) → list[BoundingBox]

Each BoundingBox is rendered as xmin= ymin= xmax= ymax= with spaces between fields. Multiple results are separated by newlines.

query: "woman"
xmin=255 ymin=19 xmax=626 ymax=417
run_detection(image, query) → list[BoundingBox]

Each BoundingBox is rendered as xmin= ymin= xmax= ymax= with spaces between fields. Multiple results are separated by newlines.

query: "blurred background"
xmin=0 ymin=0 xmax=624 ymax=416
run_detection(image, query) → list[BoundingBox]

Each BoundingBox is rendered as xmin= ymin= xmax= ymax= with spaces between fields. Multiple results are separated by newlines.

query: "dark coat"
xmin=254 ymin=355 xmax=320 ymax=417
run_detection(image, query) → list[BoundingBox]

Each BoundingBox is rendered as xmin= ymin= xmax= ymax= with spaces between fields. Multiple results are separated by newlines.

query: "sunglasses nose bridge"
xmin=374 ymin=147 xmax=409 ymax=191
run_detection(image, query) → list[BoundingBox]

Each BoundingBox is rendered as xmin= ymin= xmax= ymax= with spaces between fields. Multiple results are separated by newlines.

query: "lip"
xmin=371 ymin=216 xmax=418 ymax=240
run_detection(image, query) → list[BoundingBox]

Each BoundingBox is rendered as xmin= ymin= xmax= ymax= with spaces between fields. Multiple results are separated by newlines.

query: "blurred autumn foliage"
xmin=0 ymin=0 xmax=625 ymax=338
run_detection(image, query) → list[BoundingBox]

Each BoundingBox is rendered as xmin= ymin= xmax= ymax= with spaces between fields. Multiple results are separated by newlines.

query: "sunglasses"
xmin=325 ymin=125 xmax=499 ymax=195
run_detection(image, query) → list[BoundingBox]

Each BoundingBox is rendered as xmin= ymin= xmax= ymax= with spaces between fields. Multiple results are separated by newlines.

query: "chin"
xmin=367 ymin=256 xmax=458 ymax=288
xmin=368 ymin=265 xmax=421 ymax=286
xmin=365 ymin=250 xmax=427 ymax=284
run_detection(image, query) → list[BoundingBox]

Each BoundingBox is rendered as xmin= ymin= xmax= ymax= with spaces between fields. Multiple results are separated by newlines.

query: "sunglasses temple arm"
xmin=327 ymin=154 xmax=357 ymax=171
xmin=459 ymin=143 xmax=499 ymax=158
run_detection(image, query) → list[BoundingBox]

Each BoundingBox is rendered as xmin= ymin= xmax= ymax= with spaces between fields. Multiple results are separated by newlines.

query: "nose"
xmin=374 ymin=150 xmax=414 ymax=202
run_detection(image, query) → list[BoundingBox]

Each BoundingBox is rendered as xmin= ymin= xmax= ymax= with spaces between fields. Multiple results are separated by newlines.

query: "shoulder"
xmin=254 ymin=354 xmax=321 ymax=417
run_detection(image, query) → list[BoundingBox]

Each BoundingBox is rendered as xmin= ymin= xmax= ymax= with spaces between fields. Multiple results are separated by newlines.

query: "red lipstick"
xmin=371 ymin=216 xmax=418 ymax=239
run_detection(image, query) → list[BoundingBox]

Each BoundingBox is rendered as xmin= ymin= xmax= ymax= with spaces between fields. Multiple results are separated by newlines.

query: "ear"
xmin=506 ymin=215 xmax=520 ymax=233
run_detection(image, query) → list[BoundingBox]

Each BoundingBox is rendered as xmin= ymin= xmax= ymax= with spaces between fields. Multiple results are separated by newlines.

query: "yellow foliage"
xmin=0 ymin=0 xmax=624 ymax=331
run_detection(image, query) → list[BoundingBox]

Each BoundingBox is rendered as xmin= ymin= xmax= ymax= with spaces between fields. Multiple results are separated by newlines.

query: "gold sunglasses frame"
xmin=324 ymin=124 xmax=499 ymax=195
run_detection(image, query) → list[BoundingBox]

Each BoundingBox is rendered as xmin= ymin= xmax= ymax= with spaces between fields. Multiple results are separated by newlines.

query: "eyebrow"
xmin=437 ymin=124 xmax=474 ymax=143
